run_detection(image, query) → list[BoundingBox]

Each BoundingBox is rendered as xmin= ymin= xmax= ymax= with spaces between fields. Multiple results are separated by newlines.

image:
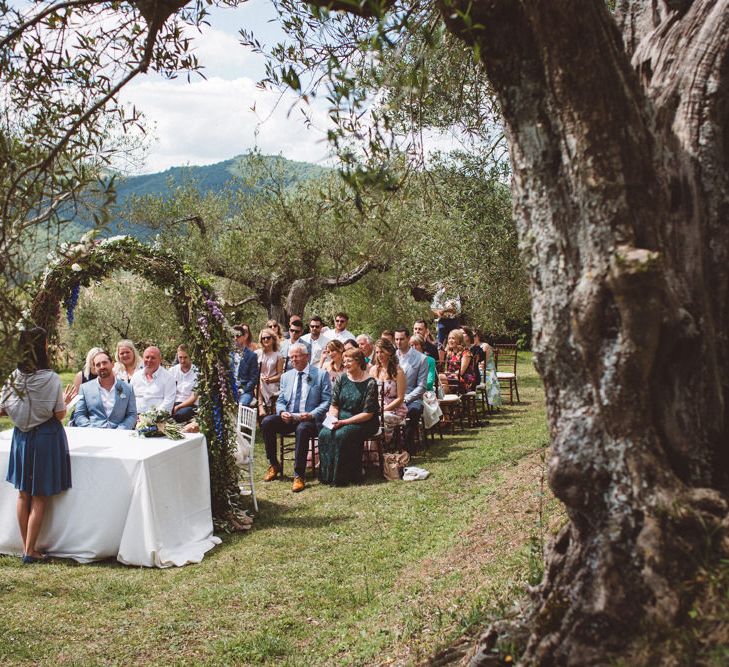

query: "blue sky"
xmin=119 ymin=0 xmax=335 ymax=173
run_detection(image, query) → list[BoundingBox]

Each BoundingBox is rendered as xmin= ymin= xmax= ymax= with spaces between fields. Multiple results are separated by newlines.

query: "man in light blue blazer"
xmin=261 ymin=343 xmax=332 ymax=492
xmin=73 ymin=351 xmax=137 ymax=429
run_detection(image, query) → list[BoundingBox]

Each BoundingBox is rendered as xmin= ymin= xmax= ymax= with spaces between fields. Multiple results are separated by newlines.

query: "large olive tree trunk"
xmin=437 ymin=0 xmax=729 ymax=663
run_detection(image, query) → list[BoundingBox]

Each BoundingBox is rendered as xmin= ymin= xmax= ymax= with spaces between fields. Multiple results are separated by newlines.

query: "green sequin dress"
xmin=318 ymin=374 xmax=379 ymax=485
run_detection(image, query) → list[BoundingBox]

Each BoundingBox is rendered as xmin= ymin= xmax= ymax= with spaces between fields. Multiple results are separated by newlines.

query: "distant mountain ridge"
xmin=93 ymin=154 xmax=330 ymax=236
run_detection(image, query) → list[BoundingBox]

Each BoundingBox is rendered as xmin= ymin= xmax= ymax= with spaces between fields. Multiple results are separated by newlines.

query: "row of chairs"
xmin=235 ymin=344 xmax=521 ymax=511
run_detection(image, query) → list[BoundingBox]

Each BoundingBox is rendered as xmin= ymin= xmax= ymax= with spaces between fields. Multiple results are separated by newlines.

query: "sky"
xmin=119 ymin=1 xmax=335 ymax=174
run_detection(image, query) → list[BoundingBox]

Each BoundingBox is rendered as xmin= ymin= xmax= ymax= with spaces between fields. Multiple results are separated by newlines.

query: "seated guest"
xmin=410 ymin=334 xmax=436 ymax=391
xmin=73 ymin=347 xmax=103 ymax=393
xmin=169 ymin=344 xmax=199 ymax=423
xmin=380 ymin=330 xmax=395 ymax=343
xmin=73 ymin=350 xmax=137 ymax=429
xmin=343 ymin=338 xmax=358 ymax=353
xmin=114 ymin=339 xmax=143 ymax=383
xmin=473 ymin=330 xmax=502 ymax=408
xmin=130 ymin=346 xmax=176 ymax=414
xmin=439 ymin=329 xmax=477 ymax=393
xmin=236 ymin=335 xmax=260 ymax=407
xmin=261 ymin=344 xmax=331 ymax=493
xmin=319 ymin=339 xmax=345 ymax=384
xmin=301 ymin=316 xmax=331 ymax=366
xmin=331 ymin=311 xmax=355 ymax=342
xmin=369 ymin=338 xmax=407 ymax=442
xmin=394 ymin=328 xmax=428 ymax=453
xmin=356 ymin=334 xmax=374 ymax=364
xmin=462 ymin=327 xmax=485 ymax=383
xmin=280 ymin=319 xmax=311 ymax=369
xmin=413 ymin=320 xmax=439 ymax=361
xmin=318 ymin=348 xmax=379 ymax=485
xmin=257 ymin=328 xmax=284 ymax=417
xmin=284 ymin=314 xmax=303 ymax=339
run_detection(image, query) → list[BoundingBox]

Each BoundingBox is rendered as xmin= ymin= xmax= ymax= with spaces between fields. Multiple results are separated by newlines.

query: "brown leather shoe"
xmin=291 ymin=476 xmax=305 ymax=493
xmin=263 ymin=464 xmax=280 ymax=482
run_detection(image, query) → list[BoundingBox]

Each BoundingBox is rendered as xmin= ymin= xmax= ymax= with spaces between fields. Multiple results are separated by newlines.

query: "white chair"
xmin=235 ymin=405 xmax=258 ymax=512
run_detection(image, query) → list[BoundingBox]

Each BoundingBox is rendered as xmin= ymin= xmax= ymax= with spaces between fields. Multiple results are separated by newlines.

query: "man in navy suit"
xmin=73 ymin=351 xmax=137 ymax=429
xmin=261 ymin=343 xmax=332 ymax=492
xmin=236 ymin=345 xmax=260 ymax=407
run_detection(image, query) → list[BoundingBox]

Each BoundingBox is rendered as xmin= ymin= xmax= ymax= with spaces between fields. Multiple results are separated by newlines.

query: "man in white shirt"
xmin=300 ymin=315 xmax=331 ymax=366
xmin=169 ymin=344 xmax=199 ymax=423
xmin=131 ymin=346 xmax=176 ymax=415
xmin=280 ymin=319 xmax=312 ymax=369
xmin=331 ymin=311 xmax=355 ymax=342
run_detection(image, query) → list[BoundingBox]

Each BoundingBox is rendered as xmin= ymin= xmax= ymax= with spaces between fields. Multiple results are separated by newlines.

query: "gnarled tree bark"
xmin=430 ymin=0 xmax=729 ymax=663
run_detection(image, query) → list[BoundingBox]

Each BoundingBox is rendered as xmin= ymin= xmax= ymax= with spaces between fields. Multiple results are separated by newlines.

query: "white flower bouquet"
xmin=135 ymin=408 xmax=184 ymax=440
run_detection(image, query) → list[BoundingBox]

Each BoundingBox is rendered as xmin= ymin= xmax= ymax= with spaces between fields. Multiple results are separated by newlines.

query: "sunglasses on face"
xmin=261 ymin=336 xmax=272 ymax=341
xmin=335 ymin=319 xmax=346 ymax=323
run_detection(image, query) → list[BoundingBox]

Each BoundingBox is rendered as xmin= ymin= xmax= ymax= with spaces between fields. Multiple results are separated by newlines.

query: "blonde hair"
xmin=447 ymin=329 xmax=465 ymax=350
xmin=83 ymin=347 xmax=104 ymax=377
xmin=266 ymin=320 xmax=283 ymax=340
xmin=259 ymin=328 xmax=280 ymax=352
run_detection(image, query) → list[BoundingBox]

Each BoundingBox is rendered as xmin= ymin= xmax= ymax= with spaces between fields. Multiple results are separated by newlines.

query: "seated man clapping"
xmin=73 ymin=351 xmax=137 ymax=429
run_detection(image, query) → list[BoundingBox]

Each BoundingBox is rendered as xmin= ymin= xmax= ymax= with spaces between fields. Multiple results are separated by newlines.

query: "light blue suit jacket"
xmin=275 ymin=365 xmax=332 ymax=425
xmin=73 ymin=378 xmax=137 ymax=429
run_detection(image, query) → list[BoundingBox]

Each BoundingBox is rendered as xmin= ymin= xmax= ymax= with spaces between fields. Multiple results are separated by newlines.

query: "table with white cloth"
xmin=0 ymin=427 xmax=221 ymax=567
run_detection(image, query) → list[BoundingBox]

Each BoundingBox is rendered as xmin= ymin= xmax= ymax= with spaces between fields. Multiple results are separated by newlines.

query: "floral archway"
xmin=29 ymin=234 xmax=241 ymax=523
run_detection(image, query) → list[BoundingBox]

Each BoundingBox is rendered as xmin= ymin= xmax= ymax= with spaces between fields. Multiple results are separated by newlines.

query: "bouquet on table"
xmin=135 ymin=408 xmax=184 ymax=440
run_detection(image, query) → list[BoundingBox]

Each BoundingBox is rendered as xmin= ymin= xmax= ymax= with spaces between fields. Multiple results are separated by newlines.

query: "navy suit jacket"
xmin=73 ymin=378 xmax=137 ymax=429
xmin=275 ymin=365 xmax=331 ymax=425
xmin=236 ymin=347 xmax=260 ymax=395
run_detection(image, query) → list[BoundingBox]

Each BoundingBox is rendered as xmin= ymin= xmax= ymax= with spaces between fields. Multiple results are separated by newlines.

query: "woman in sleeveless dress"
xmin=256 ymin=328 xmax=284 ymax=417
xmin=369 ymin=338 xmax=407 ymax=443
xmin=439 ymin=329 xmax=477 ymax=394
xmin=0 ymin=327 xmax=76 ymax=563
xmin=318 ymin=348 xmax=379 ymax=485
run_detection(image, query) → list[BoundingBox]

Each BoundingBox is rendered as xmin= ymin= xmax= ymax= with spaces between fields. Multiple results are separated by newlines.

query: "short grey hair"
xmin=289 ymin=343 xmax=309 ymax=357
xmin=356 ymin=334 xmax=373 ymax=344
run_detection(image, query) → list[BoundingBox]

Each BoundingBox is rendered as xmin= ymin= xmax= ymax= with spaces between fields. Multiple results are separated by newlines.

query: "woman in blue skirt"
xmin=0 ymin=327 xmax=75 ymax=563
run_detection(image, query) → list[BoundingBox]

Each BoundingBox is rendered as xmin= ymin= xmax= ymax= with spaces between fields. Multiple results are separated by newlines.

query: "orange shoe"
xmin=291 ymin=476 xmax=305 ymax=493
xmin=263 ymin=464 xmax=280 ymax=482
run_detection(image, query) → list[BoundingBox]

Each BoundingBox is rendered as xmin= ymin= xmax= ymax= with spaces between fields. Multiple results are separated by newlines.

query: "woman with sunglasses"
xmin=257 ymin=328 xmax=284 ymax=416
xmin=266 ymin=319 xmax=284 ymax=342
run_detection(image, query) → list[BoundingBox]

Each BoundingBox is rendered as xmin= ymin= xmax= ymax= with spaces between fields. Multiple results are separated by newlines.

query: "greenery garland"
xmin=28 ymin=232 xmax=242 ymax=525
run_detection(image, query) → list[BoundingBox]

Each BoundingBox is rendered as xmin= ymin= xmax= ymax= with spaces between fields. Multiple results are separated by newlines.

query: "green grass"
xmin=0 ymin=355 xmax=555 ymax=665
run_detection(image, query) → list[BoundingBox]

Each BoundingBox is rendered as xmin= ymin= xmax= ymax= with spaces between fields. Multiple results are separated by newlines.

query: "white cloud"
xmin=120 ymin=75 xmax=334 ymax=173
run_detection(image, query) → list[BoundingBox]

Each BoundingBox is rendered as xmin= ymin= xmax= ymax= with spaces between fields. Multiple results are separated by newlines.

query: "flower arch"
xmin=30 ymin=234 xmax=241 ymax=523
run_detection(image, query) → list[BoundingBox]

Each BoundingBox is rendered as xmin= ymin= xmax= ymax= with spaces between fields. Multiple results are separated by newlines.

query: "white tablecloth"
xmin=0 ymin=427 xmax=221 ymax=567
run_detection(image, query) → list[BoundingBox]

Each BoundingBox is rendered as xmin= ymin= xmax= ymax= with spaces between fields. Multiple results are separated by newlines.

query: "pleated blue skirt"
xmin=6 ymin=418 xmax=72 ymax=496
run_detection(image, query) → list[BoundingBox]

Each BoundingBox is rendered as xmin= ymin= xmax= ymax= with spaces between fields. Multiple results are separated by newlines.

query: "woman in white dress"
xmin=256 ymin=328 xmax=284 ymax=416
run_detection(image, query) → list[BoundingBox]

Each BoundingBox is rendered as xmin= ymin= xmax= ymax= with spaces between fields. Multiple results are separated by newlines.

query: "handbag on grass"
xmin=383 ymin=450 xmax=411 ymax=481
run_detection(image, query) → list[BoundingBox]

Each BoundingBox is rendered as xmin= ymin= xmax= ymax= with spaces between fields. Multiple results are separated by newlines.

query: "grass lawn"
xmin=0 ymin=355 xmax=559 ymax=665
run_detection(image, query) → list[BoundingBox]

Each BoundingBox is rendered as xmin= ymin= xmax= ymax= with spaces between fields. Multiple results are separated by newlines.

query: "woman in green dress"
xmin=318 ymin=348 xmax=379 ymax=485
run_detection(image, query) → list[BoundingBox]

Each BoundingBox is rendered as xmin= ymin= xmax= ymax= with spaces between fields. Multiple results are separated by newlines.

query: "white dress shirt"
xmin=286 ymin=363 xmax=312 ymax=414
xmin=169 ymin=364 xmax=199 ymax=404
xmin=300 ymin=331 xmax=331 ymax=365
xmin=131 ymin=366 xmax=176 ymax=413
xmin=99 ymin=384 xmax=116 ymax=416
xmin=332 ymin=328 xmax=355 ymax=343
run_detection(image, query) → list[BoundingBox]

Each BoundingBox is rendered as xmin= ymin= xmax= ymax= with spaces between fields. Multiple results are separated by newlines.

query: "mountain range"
xmin=86 ymin=153 xmax=329 ymax=236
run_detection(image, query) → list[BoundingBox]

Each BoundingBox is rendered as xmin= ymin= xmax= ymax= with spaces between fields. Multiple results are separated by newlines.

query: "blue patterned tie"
xmin=292 ymin=371 xmax=304 ymax=413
